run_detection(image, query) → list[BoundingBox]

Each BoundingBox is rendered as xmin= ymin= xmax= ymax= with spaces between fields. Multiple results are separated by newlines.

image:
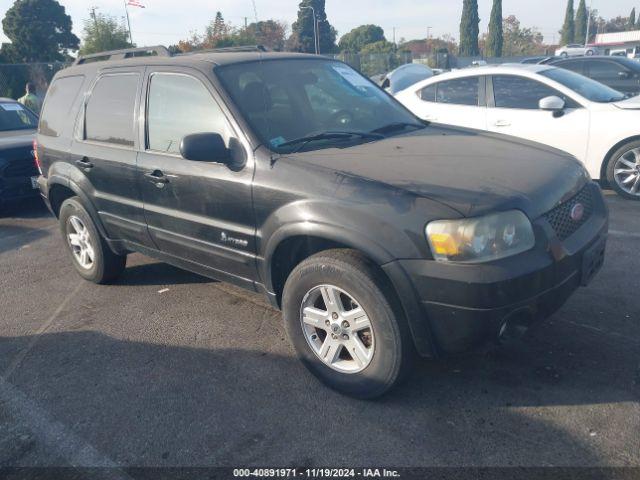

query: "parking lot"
xmin=0 ymin=192 xmax=638 ymax=468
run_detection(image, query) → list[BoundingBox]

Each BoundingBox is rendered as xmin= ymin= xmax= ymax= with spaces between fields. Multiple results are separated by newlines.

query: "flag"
xmin=127 ymin=0 xmax=145 ymax=8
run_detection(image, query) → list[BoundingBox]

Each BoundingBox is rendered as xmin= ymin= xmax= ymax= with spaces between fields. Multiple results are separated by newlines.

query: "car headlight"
xmin=426 ymin=210 xmax=535 ymax=263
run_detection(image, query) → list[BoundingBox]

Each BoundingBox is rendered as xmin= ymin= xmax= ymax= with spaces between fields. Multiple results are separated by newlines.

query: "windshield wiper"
xmin=370 ymin=121 xmax=426 ymax=136
xmin=278 ymin=131 xmax=384 ymax=153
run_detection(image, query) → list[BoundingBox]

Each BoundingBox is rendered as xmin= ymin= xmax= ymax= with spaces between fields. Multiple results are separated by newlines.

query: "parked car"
xmin=395 ymin=64 xmax=640 ymax=200
xmin=36 ymin=47 xmax=608 ymax=398
xmin=555 ymin=44 xmax=597 ymax=57
xmin=521 ymin=56 xmax=556 ymax=64
xmin=548 ymin=56 xmax=640 ymax=97
xmin=377 ymin=63 xmax=434 ymax=94
xmin=0 ymin=98 xmax=39 ymax=211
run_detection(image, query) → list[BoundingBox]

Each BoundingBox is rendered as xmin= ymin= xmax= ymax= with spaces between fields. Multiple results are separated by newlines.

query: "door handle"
xmin=75 ymin=157 xmax=94 ymax=170
xmin=493 ymin=120 xmax=511 ymax=127
xmin=145 ymin=170 xmax=170 ymax=186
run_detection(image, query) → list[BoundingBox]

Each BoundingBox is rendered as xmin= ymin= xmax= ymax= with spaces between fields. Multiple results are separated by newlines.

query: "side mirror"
xmin=539 ymin=95 xmax=565 ymax=112
xmin=618 ymin=70 xmax=632 ymax=79
xmin=180 ymin=133 xmax=230 ymax=164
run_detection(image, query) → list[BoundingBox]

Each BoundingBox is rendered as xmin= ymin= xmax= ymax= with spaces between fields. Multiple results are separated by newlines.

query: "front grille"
xmin=544 ymin=185 xmax=594 ymax=241
xmin=3 ymin=158 xmax=38 ymax=178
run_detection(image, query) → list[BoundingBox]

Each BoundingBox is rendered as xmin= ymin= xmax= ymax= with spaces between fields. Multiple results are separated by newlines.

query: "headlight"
xmin=426 ymin=210 xmax=535 ymax=263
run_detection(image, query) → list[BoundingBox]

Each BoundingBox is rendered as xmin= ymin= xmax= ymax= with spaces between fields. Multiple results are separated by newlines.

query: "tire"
xmin=282 ymin=249 xmax=413 ymax=399
xmin=59 ymin=197 xmax=127 ymax=283
xmin=586 ymin=50 xmax=594 ymax=56
xmin=560 ymin=52 xmax=568 ymax=57
xmin=606 ymin=141 xmax=640 ymax=200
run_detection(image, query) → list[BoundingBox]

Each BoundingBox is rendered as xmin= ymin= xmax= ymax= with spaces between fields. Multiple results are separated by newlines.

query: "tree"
xmin=500 ymin=15 xmax=545 ymax=56
xmin=1 ymin=0 xmax=79 ymax=62
xmin=459 ymin=0 xmax=480 ymax=56
xmin=208 ymin=12 xmax=229 ymax=41
xmin=338 ymin=25 xmax=385 ymax=53
xmin=486 ymin=0 xmax=503 ymax=57
xmin=245 ymin=20 xmax=288 ymax=51
xmin=560 ymin=0 xmax=575 ymax=46
xmin=630 ymin=8 xmax=636 ymax=30
xmin=575 ymin=0 xmax=588 ymax=44
xmin=80 ymin=10 xmax=133 ymax=55
xmin=289 ymin=0 xmax=337 ymax=54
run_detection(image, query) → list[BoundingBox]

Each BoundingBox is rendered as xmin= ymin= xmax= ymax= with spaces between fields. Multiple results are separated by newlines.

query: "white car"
xmin=395 ymin=64 xmax=640 ymax=199
xmin=555 ymin=44 xmax=597 ymax=57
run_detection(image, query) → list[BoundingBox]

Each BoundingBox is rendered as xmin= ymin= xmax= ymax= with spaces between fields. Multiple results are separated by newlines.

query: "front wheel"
xmin=586 ymin=49 xmax=595 ymax=56
xmin=606 ymin=141 xmax=640 ymax=200
xmin=282 ymin=249 xmax=413 ymax=399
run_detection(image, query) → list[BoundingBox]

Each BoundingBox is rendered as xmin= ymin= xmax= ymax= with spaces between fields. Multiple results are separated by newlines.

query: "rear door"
xmin=70 ymin=67 xmax=154 ymax=247
xmin=413 ymin=76 xmax=486 ymax=130
xmin=486 ymin=74 xmax=590 ymax=162
xmin=137 ymin=67 xmax=257 ymax=286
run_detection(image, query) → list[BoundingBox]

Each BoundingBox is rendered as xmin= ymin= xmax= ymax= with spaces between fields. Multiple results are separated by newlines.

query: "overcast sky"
xmin=0 ymin=0 xmax=638 ymax=48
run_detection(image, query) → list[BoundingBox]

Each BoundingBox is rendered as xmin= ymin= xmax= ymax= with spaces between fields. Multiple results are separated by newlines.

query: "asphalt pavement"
xmin=0 ymin=193 xmax=638 ymax=468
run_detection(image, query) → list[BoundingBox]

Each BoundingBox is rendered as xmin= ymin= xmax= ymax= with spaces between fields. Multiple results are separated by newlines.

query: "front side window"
xmin=493 ymin=75 xmax=574 ymax=109
xmin=539 ymin=68 xmax=625 ymax=103
xmin=85 ymin=74 xmax=139 ymax=147
xmin=147 ymin=73 xmax=232 ymax=154
xmin=216 ymin=59 xmax=422 ymax=153
xmin=0 ymin=101 xmax=38 ymax=132
xmin=588 ymin=60 xmax=628 ymax=78
xmin=555 ymin=60 xmax=584 ymax=74
xmin=435 ymin=77 xmax=479 ymax=106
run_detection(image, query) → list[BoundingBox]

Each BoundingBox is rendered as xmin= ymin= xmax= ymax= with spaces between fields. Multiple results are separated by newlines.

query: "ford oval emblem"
xmin=570 ymin=203 xmax=585 ymax=222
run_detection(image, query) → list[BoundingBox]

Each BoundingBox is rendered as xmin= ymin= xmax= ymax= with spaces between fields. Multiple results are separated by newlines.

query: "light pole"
xmin=301 ymin=5 xmax=318 ymax=54
xmin=585 ymin=1 xmax=592 ymax=46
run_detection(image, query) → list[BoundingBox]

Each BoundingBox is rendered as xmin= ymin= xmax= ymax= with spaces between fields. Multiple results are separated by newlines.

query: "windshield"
xmin=0 ymin=101 xmax=38 ymax=131
xmin=216 ymin=58 xmax=423 ymax=153
xmin=540 ymin=68 xmax=626 ymax=103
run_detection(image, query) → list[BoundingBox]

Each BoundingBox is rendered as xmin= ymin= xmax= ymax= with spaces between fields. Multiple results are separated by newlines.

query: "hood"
xmin=613 ymin=95 xmax=640 ymax=110
xmin=289 ymin=126 xmax=589 ymax=219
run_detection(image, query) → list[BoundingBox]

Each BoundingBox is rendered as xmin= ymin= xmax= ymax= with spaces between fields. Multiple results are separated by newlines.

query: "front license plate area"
xmin=581 ymin=236 xmax=606 ymax=286
xmin=31 ymin=176 xmax=39 ymax=189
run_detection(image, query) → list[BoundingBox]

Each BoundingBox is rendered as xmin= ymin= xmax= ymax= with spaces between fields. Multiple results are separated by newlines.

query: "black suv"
xmin=548 ymin=56 xmax=640 ymax=96
xmin=36 ymin=46 xmax=608 ymax=398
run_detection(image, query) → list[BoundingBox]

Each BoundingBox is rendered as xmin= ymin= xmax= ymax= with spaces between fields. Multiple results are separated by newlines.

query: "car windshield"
xmin=539 ymin=68 xmax=626 ymax=103
xmin=216 ymin=58 xmax=424 ymax=153
xmin=0 ymin=101 xmax=38 ymax=131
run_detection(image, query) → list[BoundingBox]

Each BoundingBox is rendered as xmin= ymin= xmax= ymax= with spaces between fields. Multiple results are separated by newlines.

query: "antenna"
xmin=251 ymin=0 xmax=258 ymax=23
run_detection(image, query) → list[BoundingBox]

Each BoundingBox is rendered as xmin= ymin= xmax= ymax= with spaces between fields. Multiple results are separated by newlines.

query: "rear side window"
xmin=435 ymin=77 xmax=479 ymax=106
xmin=587 ymin=61 xmax=628 ymax=78
xmin=146 ymin=73 xmax=232 ymax=154
xmin=85 ymin=74 xmax=139 ymax=147
xmin=39 ymin=76 xmax=84 ymax=137
xmin=419 ymin=84 xmax=437 ymax=101
xmin=555 ymin=60 xmax=584 ymax=74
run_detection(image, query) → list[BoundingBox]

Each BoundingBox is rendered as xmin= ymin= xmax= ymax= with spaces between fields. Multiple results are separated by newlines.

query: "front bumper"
xmin=392 ymin=182 xmax=609 ymax=355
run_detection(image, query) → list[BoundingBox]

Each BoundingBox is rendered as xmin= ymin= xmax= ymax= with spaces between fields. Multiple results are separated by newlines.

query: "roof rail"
xmin=73 ymin=46 xmax=171 ymax=65
xmin=178 ymin=45 xmax=268 ymax=56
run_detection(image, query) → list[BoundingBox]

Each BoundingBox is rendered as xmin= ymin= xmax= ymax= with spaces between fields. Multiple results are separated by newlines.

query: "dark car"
xmin=36 ymin=46 xmax=608 ymax=398
xmin=549 ymin=56 xmax=640 ymax=96
xmin=0 ymin=98 xmax=39 ymax=210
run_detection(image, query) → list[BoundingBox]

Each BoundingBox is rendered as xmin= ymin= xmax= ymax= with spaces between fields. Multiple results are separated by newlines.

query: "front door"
xmin=137 ymin=68 xmax=257 ymax=286
xmin=486 ymin=75 xmax=590 ymax=163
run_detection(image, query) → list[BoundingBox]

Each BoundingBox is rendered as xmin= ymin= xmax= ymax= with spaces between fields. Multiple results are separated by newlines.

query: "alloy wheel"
xmin=67 ymin=215 xmax=95 ymax=269
xmin=613 ymin=148 xmax=640 ymax=197
xmin=300 ymin=284 xmax=375 ymax=374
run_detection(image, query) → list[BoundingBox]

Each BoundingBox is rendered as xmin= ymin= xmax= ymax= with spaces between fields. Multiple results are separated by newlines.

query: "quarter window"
xmin=493 ymin=75 xmax=575 ymax=110
xmin=419 ymin=84 xmax=437 ymax=102
xmin=435 ymin=77 xmax=479 ymax=106
xmin=40 ymin=75 xmax=85 ymax=137
xmin=85 ymin=74 xmax=139 ymax=147
xmin=147 ymin=73 xmax=232 ymax=154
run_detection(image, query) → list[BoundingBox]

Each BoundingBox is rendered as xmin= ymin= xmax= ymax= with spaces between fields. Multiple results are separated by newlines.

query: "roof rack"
xmin=178 ymin=45 xmax=268 ymax=56
xmin=73 ymin=46 xmax=171 ymax=65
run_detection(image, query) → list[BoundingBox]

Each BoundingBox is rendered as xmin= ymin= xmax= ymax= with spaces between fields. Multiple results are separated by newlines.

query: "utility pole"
xmin=244 ymin=17 xmax=248 ymax=29
xmin=123 ymin=0 xmax=134 ymax=45
xmin=585 ymin=1 xmax=592 ymax=46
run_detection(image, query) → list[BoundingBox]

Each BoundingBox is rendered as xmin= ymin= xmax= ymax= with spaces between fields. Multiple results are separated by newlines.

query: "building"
xmin=591 ymin=30 xmax=640 ymax=57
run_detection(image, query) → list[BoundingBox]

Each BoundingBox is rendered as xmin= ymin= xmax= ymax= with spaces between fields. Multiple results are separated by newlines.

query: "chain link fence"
xmin=330 ymin=52 xmax=414 ymax=77
xmin=0 ymin=62 xmax=68 ymax=100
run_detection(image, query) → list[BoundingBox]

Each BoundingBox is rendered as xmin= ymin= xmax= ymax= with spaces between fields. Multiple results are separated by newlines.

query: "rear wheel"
xmin=59 ymin=197 xmax=127 ymax=283
xmin=282 ymin=249 xmax=413 ymax=399
xmin=606 ymin=141 xmax=640 ymax=200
